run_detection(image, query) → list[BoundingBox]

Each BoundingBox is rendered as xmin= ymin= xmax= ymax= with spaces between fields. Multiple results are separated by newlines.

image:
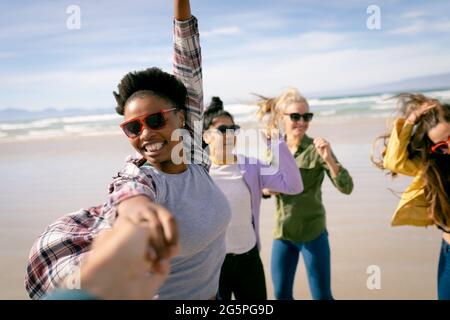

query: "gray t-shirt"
xmin=141 ymin=163 xmax=231 ymax=299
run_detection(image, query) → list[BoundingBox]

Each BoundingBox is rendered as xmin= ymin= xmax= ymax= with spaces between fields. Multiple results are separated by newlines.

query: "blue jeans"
xmin=271 ymin=230 xmax=333 ymax=300
xmin=438 ymin=238 xmax=450 ymax=300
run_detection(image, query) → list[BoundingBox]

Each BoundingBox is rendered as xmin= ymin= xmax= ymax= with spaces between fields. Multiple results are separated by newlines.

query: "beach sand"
xmin=0 ymin=116 xmax=442 ymax=300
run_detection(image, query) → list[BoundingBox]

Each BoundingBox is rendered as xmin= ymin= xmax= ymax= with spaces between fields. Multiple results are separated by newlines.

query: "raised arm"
xmin=383 ymin=118 xmax=421 ymax=176
xmin=383 ymin=102 xmax=436 ymax=176
xmin=173 ymin=0 xmax=206 ymax=166
xmin=174 ymin=0 xmax=191 ymax=20
xmin=323 ymin=153 xmax=354 ymax=195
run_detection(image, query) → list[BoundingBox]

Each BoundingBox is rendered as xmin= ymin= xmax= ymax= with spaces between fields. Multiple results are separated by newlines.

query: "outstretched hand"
xmin=79 ymin=198 xmax=180 ymax=299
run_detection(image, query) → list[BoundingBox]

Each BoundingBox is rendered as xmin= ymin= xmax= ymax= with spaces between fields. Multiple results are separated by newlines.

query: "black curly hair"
xmin=113 ymin=67 xmax=187 ymax=116
xmin=203 ymin=96 xmax=234 ymax=131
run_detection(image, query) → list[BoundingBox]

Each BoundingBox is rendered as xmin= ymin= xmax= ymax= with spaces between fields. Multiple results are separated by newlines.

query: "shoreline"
xmin=0 ymin=115 xmax=393 ymax=146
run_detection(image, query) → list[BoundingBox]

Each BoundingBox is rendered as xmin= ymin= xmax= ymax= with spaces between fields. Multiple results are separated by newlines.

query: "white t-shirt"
xmin=209 ymin=163 xmax=256 ymax=254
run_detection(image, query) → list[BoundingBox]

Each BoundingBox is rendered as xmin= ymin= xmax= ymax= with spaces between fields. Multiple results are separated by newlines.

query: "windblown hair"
xmin=113 ymin=67 xmax=187 ymax=116
xmin=372 ymin=93 xmax=450 ymax=230
xmin=255 ymin=88 xmax=309 ymax=132
xmin=203 ymin=96 xmax=234 ymax=131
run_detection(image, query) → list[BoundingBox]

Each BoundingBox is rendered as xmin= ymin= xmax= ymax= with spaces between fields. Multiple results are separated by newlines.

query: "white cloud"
xmin=389 ymin=17 xmax=450 ymax=35
xmin=202 ymin=43 xmax=450 ymax=103
xmin=388 ymin=21 xmax=427 ymax=35
xmin=3 ymin=31 xmax=450 ymax=110
xmin=2 ymin=0 xmax=450 ymax=110
xmin=202 ymin=26 xmax=241 ymax=38
xmin=433 ymin=21 xmax=450 ymax=32
xmin=205 ymin=31 xmax=349 ymax=63
xmin=402 ymin=10 xmax=430 ymax=19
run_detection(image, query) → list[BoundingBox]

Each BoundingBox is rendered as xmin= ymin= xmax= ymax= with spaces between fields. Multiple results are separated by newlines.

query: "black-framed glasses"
xmin=284 ymin=112 xmax=314 ymax=122
xmin=215 ymin=124 xmax=241 ymax=134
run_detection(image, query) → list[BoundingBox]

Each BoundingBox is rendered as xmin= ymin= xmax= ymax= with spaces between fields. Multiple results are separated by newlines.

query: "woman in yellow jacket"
xmin=374 ymin=93 xmax=450 ymax=299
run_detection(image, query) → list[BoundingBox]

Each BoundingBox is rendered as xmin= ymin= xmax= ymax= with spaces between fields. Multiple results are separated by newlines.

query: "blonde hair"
xmin=255 ymin=88 xmax=309 ymax=131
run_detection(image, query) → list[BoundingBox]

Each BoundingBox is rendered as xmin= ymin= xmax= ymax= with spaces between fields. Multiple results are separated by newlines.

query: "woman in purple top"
xmin=202 ymin=97 xmax=303 ymax=300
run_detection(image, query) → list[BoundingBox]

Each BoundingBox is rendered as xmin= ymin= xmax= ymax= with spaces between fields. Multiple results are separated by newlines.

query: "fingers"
xmin=117 ymin=203 xmax=179 ymax=262
xmin=313 ymin=138 xmax=330 ymax=150
xmin=418 ymin=101 xmax=438 ymax=116
xmin=407 ymin=101 xmax=438 ymax=124
xmin=151 ymin=258 xmax=171 ymax=276
xmin=116 ymin=197 xmax=180 ymax=264
xmin=139 ymin=206 xmax=172 ymax=261
xmin=262 ymin=188 xmax=280 ymax=196
xmin=139 ymin=260 xmax=171 ymax=300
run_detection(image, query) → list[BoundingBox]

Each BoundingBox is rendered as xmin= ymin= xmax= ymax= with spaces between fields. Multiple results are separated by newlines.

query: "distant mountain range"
xmin=309 ymin=72 xmax=450 ymax=99
xmin=357 ymin=72 xmax=450 ymax=94
xmin=1 ymin=72 xmax=449 ymax=122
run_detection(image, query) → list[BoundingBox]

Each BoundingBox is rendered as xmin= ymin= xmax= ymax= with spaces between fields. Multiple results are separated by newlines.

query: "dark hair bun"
xmin=205 ymin=96 xmax=224 ymax=114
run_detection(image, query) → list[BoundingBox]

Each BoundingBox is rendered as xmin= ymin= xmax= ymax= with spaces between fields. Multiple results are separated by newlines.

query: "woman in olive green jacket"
xmin=258 ymin=88 xmax=353 ymax=300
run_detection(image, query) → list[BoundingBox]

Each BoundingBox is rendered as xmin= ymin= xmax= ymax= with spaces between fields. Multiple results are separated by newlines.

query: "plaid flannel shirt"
xmin=25 ymin=16 xmax=206 ymax=299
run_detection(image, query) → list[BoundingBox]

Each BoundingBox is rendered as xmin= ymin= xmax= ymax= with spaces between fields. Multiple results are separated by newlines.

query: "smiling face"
xmin=283 ymin=102 xmax=310 ymax=138
xmin=428 ymin=121 xmax=450 ymax=154
xmin=124 ymin=94 xmax=186 ymax=173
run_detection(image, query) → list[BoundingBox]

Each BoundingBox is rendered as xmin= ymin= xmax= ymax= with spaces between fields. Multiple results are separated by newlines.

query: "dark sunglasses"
xmin=284 ymin=112 xmax=314 ymax=122
xmin=431 ymin=137 xmax=450 ymax=154
xmin=120 ymin=108 xmax=177 ymax=138
xmin=215 ymin=124 xmax=241 ymax=134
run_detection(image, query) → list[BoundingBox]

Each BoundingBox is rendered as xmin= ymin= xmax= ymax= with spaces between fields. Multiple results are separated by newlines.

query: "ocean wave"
xmin=25 ymin=129 xmax=66 ymax=139
xmin=10 ymin=127 xmax=121 ymax=141
xmin=224 ymin=104 xmax=258 ymax=116
xmin=308 ymin=95 xmax=387 ymax=107
xmin=318 ymin=109 xmax=337 ymax=116
xmin=427 ymin=89 xmax=450 ymax=101
xmin=0 ymin=114 xmax=120 ymax=132
xmin=0 ymin=118 xmax=60 ymax=131
xmin=370 ymin=102 xmax=396 ymax=110
xmin=61 ymin=114 xmax=121 ymax=124
xmin=63 ymin=124 xmax=121 ymax=134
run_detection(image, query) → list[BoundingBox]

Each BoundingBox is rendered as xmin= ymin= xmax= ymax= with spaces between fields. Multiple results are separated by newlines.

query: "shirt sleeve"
xmin=25 ymin=160 xmax=158 ymax=300
xmin=323 ymin=153 xmax=354 ymax=195
xmin=173 ymin=16 xmax=209 ymax=169
xmin=259 ymin=138 xmax=303 ymax=195
xmin=25 ymin=206 xmax=110 ymax=300
xmin=383 ymin=118 xmax=421 ymax=176
xmin=105 ymin=160 xmax=158 ymax=220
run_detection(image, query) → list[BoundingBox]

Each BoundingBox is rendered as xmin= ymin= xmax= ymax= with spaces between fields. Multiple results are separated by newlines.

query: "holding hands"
xmin=79 ymin=197 xmax=180 ymax=300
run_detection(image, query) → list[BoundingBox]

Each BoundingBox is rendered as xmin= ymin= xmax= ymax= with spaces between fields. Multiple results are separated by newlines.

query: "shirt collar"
xmin=300 ymin=135 xmax=313 ymax=148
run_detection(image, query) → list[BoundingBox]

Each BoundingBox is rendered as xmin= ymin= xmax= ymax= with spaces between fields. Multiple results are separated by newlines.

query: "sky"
xmin=1 ymin=0 xmax=450 ymax=111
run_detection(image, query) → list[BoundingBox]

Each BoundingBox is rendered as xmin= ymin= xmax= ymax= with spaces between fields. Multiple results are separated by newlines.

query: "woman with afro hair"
xmin=25 ymin=0 xmax=231 ymax=300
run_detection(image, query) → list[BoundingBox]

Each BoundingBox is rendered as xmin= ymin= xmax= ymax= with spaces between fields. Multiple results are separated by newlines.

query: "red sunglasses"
xmin=120 ymin=108 xmax=177 ymax=138
xmin=431 ymin=137 xmax=450 ymax=154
